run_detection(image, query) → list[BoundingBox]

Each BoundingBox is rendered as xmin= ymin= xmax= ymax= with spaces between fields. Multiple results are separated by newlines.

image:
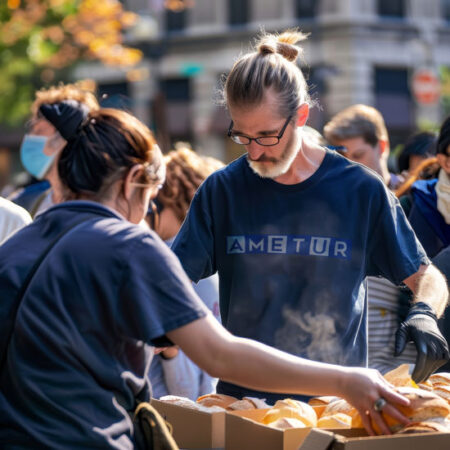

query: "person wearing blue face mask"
xmin=8 ymin=83 xmax=99 ymax=217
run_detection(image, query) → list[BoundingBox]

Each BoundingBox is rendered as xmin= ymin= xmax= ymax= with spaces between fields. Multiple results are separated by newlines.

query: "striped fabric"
xmin=368 ymin=276 xmax=417 ymax=374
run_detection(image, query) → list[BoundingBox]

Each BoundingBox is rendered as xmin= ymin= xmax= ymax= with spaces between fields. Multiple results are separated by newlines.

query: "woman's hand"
xmin=339 ymin=367 xmax=411 ymax=435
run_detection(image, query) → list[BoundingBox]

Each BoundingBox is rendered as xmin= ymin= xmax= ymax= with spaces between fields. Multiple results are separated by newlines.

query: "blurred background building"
xmin=2 ymin=0 xmax=450 ymax=186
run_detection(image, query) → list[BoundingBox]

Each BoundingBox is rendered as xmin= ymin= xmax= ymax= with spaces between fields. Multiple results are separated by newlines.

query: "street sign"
xmin=411 ymin=69 xmax=441 ymax=105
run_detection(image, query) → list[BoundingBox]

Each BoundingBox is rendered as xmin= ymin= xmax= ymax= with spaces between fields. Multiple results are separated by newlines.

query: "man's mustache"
xmin=248 ymin=155 xmax=277 ymax=163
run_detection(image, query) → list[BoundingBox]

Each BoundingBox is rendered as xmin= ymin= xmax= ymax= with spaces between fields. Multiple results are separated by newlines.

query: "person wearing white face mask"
xmin=171 ymin=29 xmax=449 ymax=408
xmin=399 ymin=116 xmax=450 ymax=258
xmin=8 ymin=84 xmax=98 ymax=217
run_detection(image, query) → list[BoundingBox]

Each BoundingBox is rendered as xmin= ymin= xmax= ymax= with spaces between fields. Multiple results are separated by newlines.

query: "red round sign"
xmin=411 ymin=69 xmax=441 ymax=105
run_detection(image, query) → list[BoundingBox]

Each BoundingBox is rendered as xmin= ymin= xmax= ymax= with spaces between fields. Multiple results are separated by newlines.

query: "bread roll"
xmin=196 ymin=393 xmax=237 ymax=409
xmin=308 ymin=396 xmax=339 ymax=418
xmin=227 ymin=397 xmax=270 ymax=411
xmin=159 ymin=395 xmax=201 ymax=410
xmin=263 ymin=399 xmax=317 ymax=427
xmin=383 ymin=364 xmax=417 ymax=388
xmin=418 ymin=380 xmax=434 ymax=392
xmin=350 ymin=387 xmax=450 ymax=434
xmin=268 ymin=417 xmax=306 ymax=429
xmin=429 ymin=372 xmax=450 ymax=387
xmin=317 ymin=413 xmax=352 ymax=429
xmin=432 ymin=385 xmax=450 ymax=404
xmin=322 ymin=398 xmax=356 ymax=418
xmin=396 ymin=420 xmax=450 ymax=434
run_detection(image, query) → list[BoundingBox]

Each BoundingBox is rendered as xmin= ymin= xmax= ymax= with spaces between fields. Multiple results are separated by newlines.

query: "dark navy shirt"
xmin=0 ymin=201 xmax=208 ymax=449
xmin=173 ymin=150 xmax=428 ymax=402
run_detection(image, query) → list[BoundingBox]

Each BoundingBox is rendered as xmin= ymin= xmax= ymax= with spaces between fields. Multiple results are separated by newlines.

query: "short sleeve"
xmin=117 ymin=233 xmax=209 ymax=345
xmin=366 ymin=186 xmax=430 ymax=284
xmin=172 ymin=182 xmax=216 ymax=282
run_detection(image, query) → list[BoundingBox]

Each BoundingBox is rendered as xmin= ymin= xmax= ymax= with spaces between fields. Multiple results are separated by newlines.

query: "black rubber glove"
xmin=395 ymin=302 xmax=450 ymax=383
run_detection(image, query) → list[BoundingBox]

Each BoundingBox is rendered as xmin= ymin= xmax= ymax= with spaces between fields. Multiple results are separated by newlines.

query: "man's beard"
xmin=248 ymin=130 xmax=300 ymax=179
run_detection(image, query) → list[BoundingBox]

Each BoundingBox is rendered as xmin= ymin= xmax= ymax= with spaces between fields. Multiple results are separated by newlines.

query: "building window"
xmin=228 ymin=0 xmax=249 ymax=26
xmin=295 ymin=0 xmax=317 ymax=19
xmin=166 ymin=8 xmax=187 ymax=32
xmin=157 ymin=78 xmax=192 ymax=146
xmin=377 ymin=0 xmax=405 ymax=18
xmin=443 ymin=0 xmax=450 ymax=21
xmin=375 ymin=68 xmax=412 ymax=148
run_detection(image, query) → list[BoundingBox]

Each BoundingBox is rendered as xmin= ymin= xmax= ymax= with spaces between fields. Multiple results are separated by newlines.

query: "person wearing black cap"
xmin=9 ymin=83 xmax=99 ymax=217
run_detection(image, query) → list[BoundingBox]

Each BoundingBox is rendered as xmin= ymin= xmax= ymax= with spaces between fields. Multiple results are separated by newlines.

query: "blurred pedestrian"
xmin=397 ymin=131 xmax=437 ymax=176
xmin=147 ymin=146 xmax=224 ymax=400
xmin=8 ymin=83 xmax=99 ymax=217
xmin=323 ymin=104 xmax=404 ymax=189
xmin=172 ymin=28 xmax=448 ymax=407
xmin=324 ymin=105 xmax=417 ymax=374
xmin=0 ymin=106 xmax=411 ymax=446
xmin=0 ymin=196 xmax=31 ymax=244
xmin=398 ymin=116 xmax=450 ymax=258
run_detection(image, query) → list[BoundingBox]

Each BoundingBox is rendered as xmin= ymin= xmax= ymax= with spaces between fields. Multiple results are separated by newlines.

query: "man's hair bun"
xmin=257 ymin=29 xmax=308 ymax=63
xmin=276 ymin=42 xmax=299 ymax=62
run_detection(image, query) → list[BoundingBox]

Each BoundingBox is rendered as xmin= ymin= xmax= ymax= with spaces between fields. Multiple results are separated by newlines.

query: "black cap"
xmin=39 ymin=100 xmax=89 ymax=141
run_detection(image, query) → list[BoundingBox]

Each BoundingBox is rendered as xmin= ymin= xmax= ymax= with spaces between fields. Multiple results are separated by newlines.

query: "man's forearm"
xmin=409 ymin=265 xmax=448 ymax=317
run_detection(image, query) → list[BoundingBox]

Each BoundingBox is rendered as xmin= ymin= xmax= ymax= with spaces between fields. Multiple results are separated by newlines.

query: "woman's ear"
xmin=123 ymin=164 xmax=144 ymax=200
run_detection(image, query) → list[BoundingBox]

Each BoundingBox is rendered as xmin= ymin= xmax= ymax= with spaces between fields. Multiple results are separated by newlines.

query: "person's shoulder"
xmin=327 ymin=150 xmax=387 ymax=187
xmin=199 ymin=155 xmax=247 ymax=193
xmin=0 ymin=196 xmax=32 ymax=225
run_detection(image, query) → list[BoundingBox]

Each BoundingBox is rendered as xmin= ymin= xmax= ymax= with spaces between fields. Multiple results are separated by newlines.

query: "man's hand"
xmin=395 ymin=302 xmax=450 ymax=383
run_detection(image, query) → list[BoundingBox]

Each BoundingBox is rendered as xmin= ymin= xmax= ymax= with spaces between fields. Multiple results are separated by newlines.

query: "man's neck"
xmin=274 ymin=142 xmax=326 ymax=185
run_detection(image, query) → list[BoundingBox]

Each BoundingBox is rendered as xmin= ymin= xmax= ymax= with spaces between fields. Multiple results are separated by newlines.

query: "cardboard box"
xmin=302 ymin=428 xmax=450 ymax=450
xmin=226 ymin=409 xmax=313 ymax=450
xmin=226 ymin=409 xmax=450 ymax=450
xmin=151 ymin=399 xmax=226 ymax=449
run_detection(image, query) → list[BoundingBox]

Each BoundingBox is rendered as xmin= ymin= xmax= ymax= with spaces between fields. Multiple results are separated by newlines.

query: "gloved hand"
xmin=395 ymin=302 xmax=450 ymax=383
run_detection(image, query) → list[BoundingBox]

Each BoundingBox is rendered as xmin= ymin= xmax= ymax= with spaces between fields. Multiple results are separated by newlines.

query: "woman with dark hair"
xmin=0 ymin=104 xmax=410 ymax=448
xmin=397 ymin=131 xmax=437 ymax=175
xmin=398 ymin=116 xmax=450 ymax=258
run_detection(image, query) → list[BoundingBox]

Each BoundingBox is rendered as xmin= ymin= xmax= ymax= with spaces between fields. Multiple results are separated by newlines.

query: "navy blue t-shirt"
xmin=173 ymin=150 xmax=428 ymax=402
xmin=0 ymin=201 xmax=208 ymax=449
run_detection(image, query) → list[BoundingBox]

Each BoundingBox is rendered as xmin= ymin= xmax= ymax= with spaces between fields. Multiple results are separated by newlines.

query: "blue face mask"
xmin=20 ymin=134 xmax=56 ymax=180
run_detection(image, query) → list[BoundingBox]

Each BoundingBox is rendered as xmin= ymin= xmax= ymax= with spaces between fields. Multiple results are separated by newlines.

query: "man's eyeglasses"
xmin=227 ymin=115 xmax=293 ymax=147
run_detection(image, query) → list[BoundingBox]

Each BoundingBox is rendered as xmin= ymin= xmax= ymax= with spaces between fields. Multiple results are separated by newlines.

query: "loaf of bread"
xmin=268 ymin=417 xmax=307 ymax=429
xmin=350 ymin=387 xmax=450 ymax=433
xmin=383 ymin=364 xmax=417 ymax=388
xmin=396 ymin=420 xmax=450 ymax=434
xmin=317 ymin=413 xmax=352 ymax=429
xmin=227 ymin=397 xmax=270 ymax=411
xmin=429 ymin=372 xmax=450 ymax=387
xmin=321 ymin=398 xmax=356 ymax=418
xmin=307 ymin=396 xmax=339 ymax=418
xmin=262 ymin=399 xmax=317 ymax=427
xmin=196 ymin=393 xmax=238 ymax=409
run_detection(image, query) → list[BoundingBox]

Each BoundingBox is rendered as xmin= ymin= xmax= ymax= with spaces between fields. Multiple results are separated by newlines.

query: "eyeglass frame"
xmin=227 ymin=114 xmax=294 ymax=147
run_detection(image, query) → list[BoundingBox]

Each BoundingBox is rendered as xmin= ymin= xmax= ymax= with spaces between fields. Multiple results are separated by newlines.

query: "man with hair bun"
xmin=173 ymin=30 xmax=449 ymax=406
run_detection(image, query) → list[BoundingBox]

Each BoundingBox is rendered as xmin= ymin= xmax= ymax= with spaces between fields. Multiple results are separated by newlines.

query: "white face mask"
xmin=436 ymin=170 xmax=450 ymax=224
